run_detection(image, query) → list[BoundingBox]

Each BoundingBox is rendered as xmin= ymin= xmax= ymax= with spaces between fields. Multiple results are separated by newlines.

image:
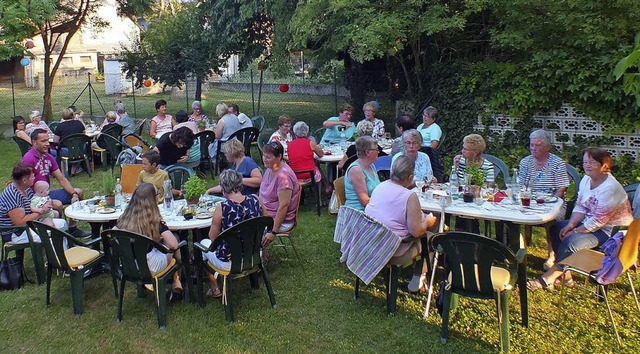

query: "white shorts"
xmin=12 ymin=218 xmax=68 ymax=244
xmin=200 ymin=239 xmax=231 ymax=272
xmin=146 ymin=248 xmax=169 ymax=275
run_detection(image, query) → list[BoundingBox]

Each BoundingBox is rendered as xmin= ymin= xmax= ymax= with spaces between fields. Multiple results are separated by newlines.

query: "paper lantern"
xmin=371 ymin=100 xmax=380 ymax=110
xmin=279 ymin=84 xmax=289 ymax=93
xmin=201 ymin=100 xmax=209 ymax=108
xmin=20 ymin=57 xmax=30 ymax=66
xmin=25 ymin=40 xmax=35 ymax=49
xmin=143 ymin=79 xmax=152 ymax=87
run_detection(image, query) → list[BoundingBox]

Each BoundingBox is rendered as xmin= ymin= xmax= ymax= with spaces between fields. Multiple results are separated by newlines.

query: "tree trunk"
xmin=195 ymin=76 xmax=202 ymax=101
xmin=345 ymin=56 xmax=366 ymax=121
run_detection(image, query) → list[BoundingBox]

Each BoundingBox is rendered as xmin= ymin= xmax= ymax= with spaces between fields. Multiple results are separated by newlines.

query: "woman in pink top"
xmin=365 ymin=155 xmax=437 ymax=292
xmin=150 ymin=99 xmax=175 ymax=139
xmin=259 ymin=141 xmax=300 ymax=247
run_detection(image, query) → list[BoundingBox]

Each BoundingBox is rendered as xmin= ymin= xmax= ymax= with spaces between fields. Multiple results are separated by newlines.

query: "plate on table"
xmin=544 ymin=196 xmax=558 ymax=203
xmin=195 ymin=213 xmax=212 ymax=219
xmin=99 ymin=208 xmax=116 ymax=214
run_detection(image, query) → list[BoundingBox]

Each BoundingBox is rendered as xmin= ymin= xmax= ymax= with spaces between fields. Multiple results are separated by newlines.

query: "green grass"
xmin=0 ymin=130 xmax=639 ymax=353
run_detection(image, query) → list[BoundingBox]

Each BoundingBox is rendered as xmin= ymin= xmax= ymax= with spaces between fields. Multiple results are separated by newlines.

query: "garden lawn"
xmin=0 ymin=136 xmax=638 ymax=353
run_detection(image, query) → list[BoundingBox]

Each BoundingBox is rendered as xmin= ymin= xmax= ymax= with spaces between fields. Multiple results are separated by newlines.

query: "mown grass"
xmin=0 ymin=108 xmax=639 ymax=353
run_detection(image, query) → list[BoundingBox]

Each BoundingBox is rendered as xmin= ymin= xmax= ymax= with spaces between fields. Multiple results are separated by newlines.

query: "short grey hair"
xmin=114 ymin=102 xmax=125 ymax=114
xmin=29 ymin=110 xmax=41 ymax=121
xmin=356 ymin=120 xmax=374 ymax=136
xmin=391 ymin=155 xmax=415 ymax=182
xmin=293 ymin=121 xmax=309 ymax=137
xmin=529 ymin=129 xmax=552 ymax=146
xmin=355 ymin=136 xmax=377 ymax=158
xmin=192 ymin=101 xmax=202 ymax=109
xmin=219 ymin=169 xmax=243 ymax=194
xmin=402 ymin=129 xmax=423 ymax=145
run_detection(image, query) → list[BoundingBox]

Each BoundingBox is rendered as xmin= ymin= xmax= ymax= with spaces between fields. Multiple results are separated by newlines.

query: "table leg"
xmin=505 ymin=222 xmax=529 ymax=327
xmin=177 ymin=230 xmax=192 ymax=302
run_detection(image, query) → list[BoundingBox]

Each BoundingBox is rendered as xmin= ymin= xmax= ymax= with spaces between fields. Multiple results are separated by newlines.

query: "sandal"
xmin=206 ymin=287 xmax=222 ymax=298
xmin=526 ymin=277 xmax=553 ymax=291
xmin=554 ymin=277 xmax=575 ymax=288
xmin=172 ymin=278 xmax=183 ymax=293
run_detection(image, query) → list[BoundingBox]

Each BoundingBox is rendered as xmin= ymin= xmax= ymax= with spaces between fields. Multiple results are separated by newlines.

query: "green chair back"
xmin=482 ymin=153 xmax=511 ymax=188
xmin=102 ymin=123 xmax=123 ymax=139
xmin=57 ymin=133 xmax=92 ymax=177
xmin=250 ymin=115 xmax=266 ymax=132
xmin=195 ymin=130 xmax=216 ymax=179
xmin=313 ymin=127 xmax=326 ymax=144
xmin=48 ymin=120 xmax=60 ymax=131
xmin=165 ymin=165 xmax=192 ymax=193
xmin=135 ymin=119 xmax=148 ymax=136
xmin=228 ymin=127 xmax=260 ymax=157
xmin=12 ymin=136 xmax=32 ymax=156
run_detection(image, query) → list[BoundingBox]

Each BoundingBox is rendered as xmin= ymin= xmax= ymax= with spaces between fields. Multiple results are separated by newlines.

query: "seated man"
xmin=153 ymin=126 xmax=195 ymax=171
xmin=320 ymin=103 xmax=356 ymax=145
xmin=21 ymin=129 xmax=86 ymax=237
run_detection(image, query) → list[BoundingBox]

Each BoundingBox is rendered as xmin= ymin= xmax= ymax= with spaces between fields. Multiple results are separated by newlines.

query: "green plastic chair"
xmin=93 ymin=133 xmax=124 ymax=172
xmin=0 ymin=225 xmax=46 ymax=285
xmin=165 ymin=165 xmax=192 ymax=198
xmin=12 ymin=136 xmax=32 ymax=156
xmin=293 ymin=169 xmax=321 ymax=216
xmin=429 ymin=231 xmax=526 ymax=353
xmin=102 ymin=229 xmax=186 ymax=329
xmin=194 ymin=216 xmax=277 ymax=322
xmin=135 ymin=119 xmax=148 ymax=136
xmin=250 ymin=115 xmax=266 ymax=132
xmin=57 ymin=133 xmax=92 ymax=178
xmin=256 ymin=131 xmax=272 ymax=162
xmin=48 ymin=120 xmax=60 ymax=132
xmin=27 ymin=221 xmax=104 ymax=316
xmin=312 ymin=127 xmax=326 ymax=144
xmin=195 ymin=130 xmax=216 ymax=179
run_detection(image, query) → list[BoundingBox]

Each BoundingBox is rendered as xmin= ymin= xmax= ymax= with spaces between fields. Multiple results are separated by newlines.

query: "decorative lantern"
xmin=143 ymin=79 xmax=152 ymax=87
xmin=25 ymin=40 xmax=35 ymax=49
xmin=279 ymin=84 xmax=289 ymax=93
xmin=20 ymin=57 xmax=30 ymax=66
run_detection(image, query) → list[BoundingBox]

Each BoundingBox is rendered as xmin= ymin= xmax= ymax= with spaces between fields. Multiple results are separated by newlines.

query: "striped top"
xmin=456 ymin=157 xmax=495 ymax=184
xmin=518 ymin=154 xmax=570 ymax=194
xmin=0 ymin=184 xmax=33 ymax=241
xmin=334 ymin=206 xmax=401 ymax=285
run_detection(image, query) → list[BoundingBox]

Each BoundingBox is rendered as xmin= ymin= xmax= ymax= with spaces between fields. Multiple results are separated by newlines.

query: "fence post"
xmin=333 ymin=65 xmax=338 ymax=113
xmin=251 ymin=69 xmax=255 ymax=116
xmin=132 ymin=79 xmax=137 ymax=120
xmin=87 ymin=73 xmax=93 ymax=118
xmin=11 ymin=76 xmax=16 ymax=118
xmin=185 ymin=75 xmax=189 ymax=110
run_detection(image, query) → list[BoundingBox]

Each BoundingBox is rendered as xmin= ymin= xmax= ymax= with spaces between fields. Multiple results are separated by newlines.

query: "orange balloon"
xmin=143 ymin=79 xmax=152 ymax=87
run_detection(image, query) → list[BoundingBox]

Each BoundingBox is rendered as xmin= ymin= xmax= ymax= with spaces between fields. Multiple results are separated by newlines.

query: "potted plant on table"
xmin=102 ymin=174 xmax=116 ymax=206
xmin=197 ymin=120 xmax=207 ymax=132
xmin=183 ymin=175 xmax=207 ymax=205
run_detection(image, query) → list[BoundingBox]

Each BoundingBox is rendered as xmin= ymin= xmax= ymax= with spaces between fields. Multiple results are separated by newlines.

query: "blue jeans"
xmin=550 ymin=219 xmax=609 ymax=262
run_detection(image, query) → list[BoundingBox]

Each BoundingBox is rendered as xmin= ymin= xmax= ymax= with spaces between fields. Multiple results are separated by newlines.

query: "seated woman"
xmin=391 ymin=129 xmax=434 ymax=188
xmin=362 ymin=101 xmax=385 ymax=139
xmin=338 ymin=120 xmax=384 ymax=171
xmin=188 ymin=101 xmax=209 ymax=123
xmin=149 ymin=99 xmax=175 ymax=140
xmin=201 ymin=170 xmax=266 ymax=297
xmin=25 ymin=111 xmax=52 ymax=136
xmin=211 ymin=102 xmax=253 ymax=159
xmin=206 ymin=139 xmax=262 ymax=196
xmin=365 ymin=155 xmax=437 ymax=292
xmin=173 ymin=109 xmax=200 ymax=169
xmin=345 ymin=136 xmax=380 ymax=211
xmin=453 ymin=134 xmax=495 ymax=233
xmin=288 ymin=121 xmax=331 ymax=195
xmin=92 ymin=111 xmax=119 ymax=150
xmin=259 ymin=141 xmax=300 ymax=246
xmin=0 ymin=163 xmax=67 ymax=245
xmin=527 ymin=148 xmax=633 ymax=290
xmin=13 ymin=116 xmax=31 ymax=143
xmin=268 ymin=115 xmax=293 ymax=161
xmin=115 ymin=183 xmax=183 ymax=293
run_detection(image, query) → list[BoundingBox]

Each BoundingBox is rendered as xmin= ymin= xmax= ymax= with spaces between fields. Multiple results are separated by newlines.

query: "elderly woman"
xmin=363 ymin=101 xmax=385 ymax=139
xmin=269 ymin=115 xmax=294 ymax=160
xmin=453 ymin=134 xmax=494 ymax=183
xmin=528 ymin=148 xmax=633 ymax=290
xmin=288 ymin=121 xmax=330 ymax=193
xmin=366 ymin=155 xmax=437 ymax=292
xmin=116 ymin=182 xmax=183 ymax=293
xmin=206 ymin=139 xmax=262 ymax=196
xmin=519 ymin=129 xmax=570 ymax=268
xmin=201 ymin=169 xmax=266 ymax=297
xmin=211 ymin=102 xmax=253 ymax=159
xmin=25 ymin=111 xmax=52 ymax=136
xmin=54 ymin=107 xmax=85 ymax=143
xmin=345 ymin=136 xmax=381 ymax=211
xmin=416 ymin=106 xmax=442 ymax=148
xmin=338 ymin=120 xmax=384 ymax=171
xmin=259 ymin=141 xmax=300 ymax=246
xmin=92 ymin=111 xmax=119 ymax=150
xmin=188 ymin=101 xmax=209 ymax=123
xmin=391 ymin=129 xmax=434 ymax=187
xmin=0 ymin=163 xmax=67 ymax=245
xmin=149 ymin=99 xmax=175 ymax=140
xmin=13 ymin=116 xmax=31 ymax=143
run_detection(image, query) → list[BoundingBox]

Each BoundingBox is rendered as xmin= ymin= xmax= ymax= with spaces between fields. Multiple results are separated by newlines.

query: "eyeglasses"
xmin=364 ymin=109 xmax=375 ymax=113
xmin=403 ymin=141 xmax=419 ymax=145
xmin=366 ymin=148 xmax=379 ymax=153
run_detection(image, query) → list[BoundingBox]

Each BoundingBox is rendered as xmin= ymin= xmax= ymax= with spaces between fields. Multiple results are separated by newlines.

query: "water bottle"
xmin=114 ymin=178 xmax=123 ymax=207
xmin=449 ymin=165 xmax=459 ymax=195
xmin=511 ymin=168 xmax=520 ymax=203
xmin=339 ymin=127 xmax=347 ymax=151
xmin=163 ymin=180 xmax=173 ymax=212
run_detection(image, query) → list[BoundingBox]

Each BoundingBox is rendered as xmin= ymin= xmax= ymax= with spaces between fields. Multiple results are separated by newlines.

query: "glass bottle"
xmin=114 ymin=178 xmax=123 ymax=207
xmin=163 ymin=180 xmax=173 ymax=212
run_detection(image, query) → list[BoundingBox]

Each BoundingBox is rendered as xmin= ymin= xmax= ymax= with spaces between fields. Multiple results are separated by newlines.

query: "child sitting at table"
xmin=137 ymin=151 xmax=177 ymax=203
xmin=31 ymin=180 xmax=59 ymax=227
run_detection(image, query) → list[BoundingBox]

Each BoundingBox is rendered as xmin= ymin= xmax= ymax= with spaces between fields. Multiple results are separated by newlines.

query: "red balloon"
xmin=143 ymin=79 xmax=152 ymax=87
xmin=279 ymin=84 xmax=289 ymax=93
xmin=25 ymin=40 xmax=34 ymax=49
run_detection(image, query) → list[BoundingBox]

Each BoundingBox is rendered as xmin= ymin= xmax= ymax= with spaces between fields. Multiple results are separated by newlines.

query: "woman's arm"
xmin=311 ymin=140 xmax=324 ymax=157
xmin=272 ymin=188 xmax=292 ymax=232
xmin=150 ymin=120 xmax=157 ymax=138
xmin=244 ymin=167 xmax=263 ymax=188
xmin=348 ymin=166 xmax=372 ymax=207
xmin=17 ymin=131 xmax=31 ymax=143
xmin=429 ymin=140 xmax=439 ymax=149
xmin=406 ymin=193 xmax=437 ymax=237
xmin=208 ymin=202 xmax=223 ymax=241
xmin=8 ymin=207 xmax=43 ymax=226
xmin=214 ymin=120 xmax=225 ymax=139
xmin=559 ymin=211 xmax=586 ymax=239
